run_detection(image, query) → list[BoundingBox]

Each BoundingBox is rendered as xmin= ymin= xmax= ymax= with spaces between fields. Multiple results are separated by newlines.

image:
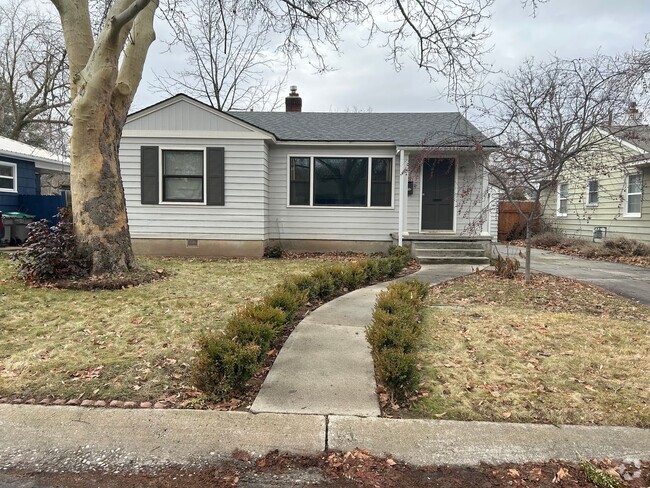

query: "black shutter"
xmin=141 ymin=146 xmax=159 ymax=204
xmin=206 ymin=147 xmax=225 ymax=206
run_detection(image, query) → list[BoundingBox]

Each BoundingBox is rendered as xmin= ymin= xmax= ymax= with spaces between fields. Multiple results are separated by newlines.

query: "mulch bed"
xmin=4 ymin=450 xmax=648 ymax=487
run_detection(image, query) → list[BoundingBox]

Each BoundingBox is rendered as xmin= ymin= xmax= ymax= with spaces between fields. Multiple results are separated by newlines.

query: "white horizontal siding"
xmin=267 ymin=145 xmax=400 ymax=241
xmin=120 ymin=136 xmax=267 ymax=240
xmin=547 ymin=166 xmax=650 ymax=243
xmin=125 ymin=98 xmax=256 ymax=134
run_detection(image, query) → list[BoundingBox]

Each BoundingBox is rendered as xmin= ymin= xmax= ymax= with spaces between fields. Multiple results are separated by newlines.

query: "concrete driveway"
xmin=496 ymin=244 xmax=650 ymax=306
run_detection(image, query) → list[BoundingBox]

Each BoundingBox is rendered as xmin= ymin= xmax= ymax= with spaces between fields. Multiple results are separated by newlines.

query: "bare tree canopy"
xmin=0 ymin=0 xmax=69 ymax=149
xmin=483 ymin=55 xmax=646 ymax=280
xmin=155 ymin=0 xmax=287 ymax=111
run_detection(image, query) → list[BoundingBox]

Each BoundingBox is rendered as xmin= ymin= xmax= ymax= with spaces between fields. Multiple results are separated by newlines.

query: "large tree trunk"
xmin=70 ymin=100 xmax=135 ymax=275
xmin=53 ymin=0 xmax=157 ymax=275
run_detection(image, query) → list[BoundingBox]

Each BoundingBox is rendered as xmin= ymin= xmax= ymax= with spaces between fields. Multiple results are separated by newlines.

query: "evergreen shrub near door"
xmin=366 ymin=279 xmax=429 ymax=402
xmin=191 ymin=246 xmax=413 ymax=398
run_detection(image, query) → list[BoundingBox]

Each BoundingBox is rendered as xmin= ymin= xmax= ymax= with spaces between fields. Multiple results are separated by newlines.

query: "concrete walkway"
xmin=497 ymin=244 xmax=650 ymax=305
xmin=251 ymin=265 xmax=476 ymax=417
xmin=1 ymin=404 xmax=649 ymax=472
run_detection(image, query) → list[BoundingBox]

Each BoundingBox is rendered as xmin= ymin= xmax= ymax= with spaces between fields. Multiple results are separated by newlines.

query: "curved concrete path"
xmin=497 ymin=244 xmax=650 ymax=305
xmin=250 ymin=264 xmax=477 ymax=417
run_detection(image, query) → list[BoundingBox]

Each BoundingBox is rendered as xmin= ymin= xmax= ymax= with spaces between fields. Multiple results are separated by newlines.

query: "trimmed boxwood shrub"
xmin=237 ymin=303 xmax=287 ymax=330
xmin=366 ymin=279 xmax=429 ymax=402
xmin=224 ymin=317 xmax=277 ymax=358
xmin=191 ymin=333 xmax=262 ymax=396
xmin=192 ymin=246 xmax=414 ymax=398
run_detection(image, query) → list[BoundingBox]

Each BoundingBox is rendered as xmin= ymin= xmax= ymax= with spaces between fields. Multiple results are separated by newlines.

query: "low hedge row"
xmin=366 ymin=279 xmax=429 ymax=401
xmin=191 ymin=246 xmax=412 ymax=398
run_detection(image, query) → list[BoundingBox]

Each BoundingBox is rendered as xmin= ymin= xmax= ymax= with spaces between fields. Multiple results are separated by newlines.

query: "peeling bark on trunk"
xmin=70 ymin=100 xmax=135 ymax=275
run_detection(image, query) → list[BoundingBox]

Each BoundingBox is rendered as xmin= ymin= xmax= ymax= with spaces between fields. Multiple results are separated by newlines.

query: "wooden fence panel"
xmin=498 ymin=201 xmax=541 ymax=241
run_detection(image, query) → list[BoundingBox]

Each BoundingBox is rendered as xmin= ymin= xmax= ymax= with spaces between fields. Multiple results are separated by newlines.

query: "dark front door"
xmin=421 ymin=158 xmax=455 ymax=231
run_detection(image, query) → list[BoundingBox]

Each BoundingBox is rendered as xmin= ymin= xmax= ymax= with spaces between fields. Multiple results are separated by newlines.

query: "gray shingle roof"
xmin=228 ymin=111 xmax=496 ymax=148
xmin=606 ymin=125 xmax=650 ymax=152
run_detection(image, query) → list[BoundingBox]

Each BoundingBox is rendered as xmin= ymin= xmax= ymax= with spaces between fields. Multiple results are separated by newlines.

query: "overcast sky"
xmin=134 ymin=0 xmax=649 ymax=113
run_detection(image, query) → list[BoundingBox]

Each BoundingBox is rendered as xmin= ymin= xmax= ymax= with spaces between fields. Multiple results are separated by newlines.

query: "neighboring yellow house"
xmin=544 ymin=124 xmax=649 ymax=243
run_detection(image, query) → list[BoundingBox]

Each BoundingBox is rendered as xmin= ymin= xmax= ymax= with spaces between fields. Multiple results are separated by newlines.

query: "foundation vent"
xmin=186 ymin=239 xmax=199 ymax=248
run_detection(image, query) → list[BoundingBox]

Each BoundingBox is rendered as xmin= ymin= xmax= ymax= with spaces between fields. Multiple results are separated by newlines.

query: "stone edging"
xmin=0 ymin=397 xmax=169 ymax=409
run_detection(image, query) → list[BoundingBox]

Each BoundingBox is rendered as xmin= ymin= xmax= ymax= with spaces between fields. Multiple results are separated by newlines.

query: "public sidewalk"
xmin=250 ymin=264 xmax=477 ymax=417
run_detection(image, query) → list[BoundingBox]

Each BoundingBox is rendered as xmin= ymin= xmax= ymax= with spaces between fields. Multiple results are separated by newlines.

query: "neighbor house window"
xmin=288 ymin=156 xmax=393 ymax=207
xmin=162 ymin=150 xmax=204 ymax=203
xmin=625 ymin=173 xmax=642 ymax=217
xmin=557 ymin=182 xmax=568 ymax=216
xmin=0 ymin=161 xmax=17 ymax=192
xmin=587 ymin=179 xmax=599 ymax=206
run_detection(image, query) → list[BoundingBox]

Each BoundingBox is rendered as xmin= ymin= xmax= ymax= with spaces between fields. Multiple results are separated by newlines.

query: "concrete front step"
xmin=418 ymin=256 xmax=491 ymax=265
xmin=412 ymin=241 xmax=486 ymax=250
xmin=415 ymin=249 xmax=487 ymax=258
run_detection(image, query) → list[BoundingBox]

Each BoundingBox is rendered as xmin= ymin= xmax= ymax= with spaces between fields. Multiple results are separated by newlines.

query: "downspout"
xmin=398 ymin=149 xmax=406 ymax=246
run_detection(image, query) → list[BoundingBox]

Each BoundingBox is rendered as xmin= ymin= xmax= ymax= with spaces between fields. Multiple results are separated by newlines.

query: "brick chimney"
xmin=625 ymin=101 xmax=643 ymax=126
xmin=285 ymin=86 xmax=302 ymax=112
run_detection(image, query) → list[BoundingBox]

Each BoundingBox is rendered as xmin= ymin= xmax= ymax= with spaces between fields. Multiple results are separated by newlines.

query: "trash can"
xmin=2 ymin=212 xmax=35 ymax=245
xmin=0 ymin=212 xmax=8 ymax=245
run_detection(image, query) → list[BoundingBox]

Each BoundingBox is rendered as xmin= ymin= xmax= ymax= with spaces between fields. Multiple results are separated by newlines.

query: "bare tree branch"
xmin=0 ymin=0 xmax=70 ymax=149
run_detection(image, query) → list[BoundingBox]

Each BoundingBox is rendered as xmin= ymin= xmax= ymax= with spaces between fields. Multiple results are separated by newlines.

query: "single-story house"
xmin=0 ymin=136 xmax=69 ymax=243
xmin=543 ymin=107 xmax=649 ymax=243
xmin=119 ymin=89 xmax=498 ymax=261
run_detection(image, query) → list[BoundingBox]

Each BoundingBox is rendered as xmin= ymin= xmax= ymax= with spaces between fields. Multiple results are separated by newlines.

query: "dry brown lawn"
xmin=413 ymin=271 xmax=650 ymax=427
xmin=0 ymin=255 xmax=328 ymax=404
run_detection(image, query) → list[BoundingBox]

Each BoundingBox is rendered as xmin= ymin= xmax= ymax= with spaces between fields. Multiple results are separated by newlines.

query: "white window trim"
xmin=0 ymin=161 xmax=18 ymax=193
xmin=586 ymin=179 xmax=599 ymax=207
xmin=556 ymin=182 xmax=568 ymax=217
xmin=624 ymin=173 xmax=642 ymax=218
xmin=158 ymin=147 xmax=207 ymax=206
xmin=286 ymin=154 xmax=395 ymax=209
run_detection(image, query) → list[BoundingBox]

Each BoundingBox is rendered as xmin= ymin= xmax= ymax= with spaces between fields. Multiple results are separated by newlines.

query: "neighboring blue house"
xmin=0 ymin=135 xmax=69 ymax=222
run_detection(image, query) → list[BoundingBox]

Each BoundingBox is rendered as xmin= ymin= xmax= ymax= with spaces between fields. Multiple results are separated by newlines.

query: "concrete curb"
xmin=328 ymin=416 xmax=650 ymax=466
xmin=0 ymin=405 xmax=325 ymax=473
xmin=1 ymin=404 xmax=649 ymax=473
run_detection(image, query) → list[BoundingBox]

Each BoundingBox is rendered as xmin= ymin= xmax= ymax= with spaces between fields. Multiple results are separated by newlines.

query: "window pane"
xmin=314 ymin=157 xmax=368 ymax=206
xmin=0 ymin=178 xmax=13 ymax=189
xmin=290 ymin=157 xmax=310 ymax=182
xmin=588 ymin=180 xmax=598 ymax=204
xmin=164 ymin=177 xmax=203 ymax=201
xmin=559 ymin=199 xmax=567 ymax=214
xmin=371 ymin=158 xmax=392 ymax=207
xmin=289 ymin=157 xmax=310 ymax=205
xmin=628 ymin=174 xmax=642 ymax=194
xmin=164 ymin=150 xmax=203 ymax=176
xmin=0 ymin=165 xmax=13 ymax=177
xmin=559 ymin=183 xmax=568 ymax=198
xmin=371 ymin=158 xmax=392 ymax=182
xmin=290 ymin=182 xmax=310 ymax=205
xmin=628 ymin=194 xmax=641 ymax=214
